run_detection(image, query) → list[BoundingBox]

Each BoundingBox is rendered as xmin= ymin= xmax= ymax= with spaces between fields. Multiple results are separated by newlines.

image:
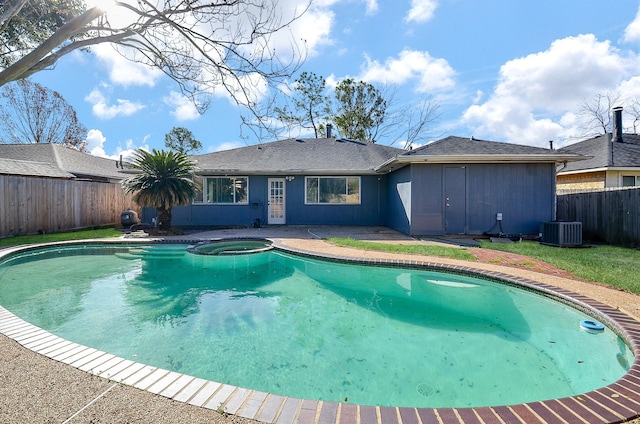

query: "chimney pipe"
xmin=612 ymin=106 xmax=623 ymax=143
xmin=326 ymin=123 xmax=332 ymax=139
xmin=549 ymin=140 xmax=554 ymax=150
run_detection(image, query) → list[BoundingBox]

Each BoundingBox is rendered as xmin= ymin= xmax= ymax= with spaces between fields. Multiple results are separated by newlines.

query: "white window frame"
xmin=304 ymin=176 xmax=361 ymax=205
xmin=192 ymin=176 xmax=249 ymax=205
xmin=622 ymin=175 xmax=640 ymax=187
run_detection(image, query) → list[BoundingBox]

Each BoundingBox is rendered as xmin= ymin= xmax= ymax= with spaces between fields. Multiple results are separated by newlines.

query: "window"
xmin=193 ymin=176 xmax=204 ymax=203
xmin=305 ymin=177 xmax=360 ymax=204
xmin=193 ymin=177 xmax=248 ymax=204
xmin=622 ymin=176 xmax=640 ymax=187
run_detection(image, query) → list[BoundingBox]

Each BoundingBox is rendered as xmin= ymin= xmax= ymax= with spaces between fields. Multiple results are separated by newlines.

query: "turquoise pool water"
xmin=0 ymin=244 xmax=633 ymax=408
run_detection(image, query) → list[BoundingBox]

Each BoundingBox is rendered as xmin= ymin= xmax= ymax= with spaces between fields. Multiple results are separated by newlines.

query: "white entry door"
xmin=268 ymin=178 xmax=286 ymax=224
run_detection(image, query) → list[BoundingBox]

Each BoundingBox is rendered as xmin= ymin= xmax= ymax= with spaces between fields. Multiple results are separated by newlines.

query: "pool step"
xmin=115 ymin=247 xmax=186 ymax=260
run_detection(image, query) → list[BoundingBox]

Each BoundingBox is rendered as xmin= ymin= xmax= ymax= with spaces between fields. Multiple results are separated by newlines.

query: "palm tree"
xmin=121 ymin=149 xmax=200 ymax=231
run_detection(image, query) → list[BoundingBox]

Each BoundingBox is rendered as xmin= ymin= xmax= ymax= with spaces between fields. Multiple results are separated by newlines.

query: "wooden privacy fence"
xmin=556 ymin=187 xmax=640 ymax=246
xmin=0 ymin=175 xmax=139 ymax=238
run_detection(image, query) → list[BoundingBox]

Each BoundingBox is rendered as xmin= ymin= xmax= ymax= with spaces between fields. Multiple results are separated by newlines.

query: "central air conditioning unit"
xmin=541 ymin=221 xmax=582 ymax=247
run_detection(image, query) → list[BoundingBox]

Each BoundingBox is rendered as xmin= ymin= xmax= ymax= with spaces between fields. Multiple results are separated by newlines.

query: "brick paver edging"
xmin=1 ymin=239 xmax=639 ymax=424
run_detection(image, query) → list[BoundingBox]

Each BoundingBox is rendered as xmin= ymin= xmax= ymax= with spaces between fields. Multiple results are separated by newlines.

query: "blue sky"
xmin=27 ymin=1 xmax=640 ymax=159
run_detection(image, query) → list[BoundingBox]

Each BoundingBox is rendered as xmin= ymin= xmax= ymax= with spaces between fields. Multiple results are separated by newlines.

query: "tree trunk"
xmin=156 ymin=207 xmax=172 ymax=231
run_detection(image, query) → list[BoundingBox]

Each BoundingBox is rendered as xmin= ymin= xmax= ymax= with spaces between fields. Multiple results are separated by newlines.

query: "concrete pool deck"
xmin=1 ymin=226 xmax=640 ymax=424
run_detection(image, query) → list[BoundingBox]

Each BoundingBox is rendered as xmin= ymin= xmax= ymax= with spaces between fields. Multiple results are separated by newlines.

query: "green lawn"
xmin=329 ymin=237 xmax=640 ymax=295
xmin=477 ymin=240 xmax=640 ymax=294
xmin=0 ymin=228 xmax=122 ymax=248
xmin=327 ymin=237 xmax=477 ymax=261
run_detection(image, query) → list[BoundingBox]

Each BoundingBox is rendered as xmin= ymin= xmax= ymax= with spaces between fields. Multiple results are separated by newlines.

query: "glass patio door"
xmin=268 ymin=178 xmax=286 ymax=224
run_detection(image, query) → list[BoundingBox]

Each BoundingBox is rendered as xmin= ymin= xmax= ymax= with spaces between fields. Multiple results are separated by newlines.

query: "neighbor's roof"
xmin=0 ymin=157 xmax=75 ymax=178
xmin=192 ymin=138 xmax=405 ymax=175
xmin=376 ymin=136 xmax=587 ymax=172
xmin=558 ymin=133 xmax=640 ymax=174
xmin=0 ymin=143 xmax=124 ymax=180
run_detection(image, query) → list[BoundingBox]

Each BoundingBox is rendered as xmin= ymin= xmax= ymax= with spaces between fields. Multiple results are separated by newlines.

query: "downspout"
xmin=556 ymin=161 xmax=567 ymax=173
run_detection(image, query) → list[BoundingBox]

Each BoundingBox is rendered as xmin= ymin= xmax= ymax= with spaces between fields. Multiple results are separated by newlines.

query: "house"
xmin=160 ymin=136 xmax=583 ymax=236
xmin=557 ymin=107 xmax=640 ymax=190
xmin=0 ymin=143 xmax=125 ymax=182
xmin=0 ymin=156 xmax=76 ymax=179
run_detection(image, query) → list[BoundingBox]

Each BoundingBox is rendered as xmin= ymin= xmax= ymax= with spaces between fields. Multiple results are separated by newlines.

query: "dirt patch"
xmin=467 ymin=247 xmax=586 ymax=280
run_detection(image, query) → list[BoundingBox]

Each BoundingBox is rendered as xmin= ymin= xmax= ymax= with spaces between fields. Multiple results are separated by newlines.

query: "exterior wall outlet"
xmin=496 ymin=213 xmax=503 ymax=221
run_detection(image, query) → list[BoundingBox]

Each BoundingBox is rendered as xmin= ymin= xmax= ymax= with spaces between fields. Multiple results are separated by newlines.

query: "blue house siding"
xmin=153 ymin=176 xmax=267 ymax=228
xmin=409 ymin=164 xmax=444 ymax=235
xmin=386 ymin=166 xmax=411 ymax=234
xmin=405 ymin=163 xmax=556 ymax=236
xmin=465 ymin=163 xmax=556 ymax=235
xmin=149 ymin=174 xmax=388 ymax=228
xmin=284 ymin=175 xmax=387 ymax=226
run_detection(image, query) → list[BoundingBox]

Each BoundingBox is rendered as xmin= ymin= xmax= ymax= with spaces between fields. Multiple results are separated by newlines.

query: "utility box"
xmin=541 ymin=221 xmax=582 ymax=247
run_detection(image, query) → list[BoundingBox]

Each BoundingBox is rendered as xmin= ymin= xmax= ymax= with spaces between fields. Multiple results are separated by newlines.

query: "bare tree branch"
xmin=627 ymin=99 xmax=640 ymax=134
xmin=0 ymin=79 xmax=87 ymax=149
xmin=0 ymin=1 xmax=309 ymax=119
xmin=579 ymin=92 xmax=623 ymax=135
xmin=0 ymin=6 xmax=104 ymax=85
xmin=396 ymin=96 xmax=441 ymax=149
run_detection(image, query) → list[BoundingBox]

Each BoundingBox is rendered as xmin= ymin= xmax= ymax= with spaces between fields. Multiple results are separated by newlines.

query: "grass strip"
xmin=0 ymin=228 xmax=122 ymax=248
xmin=327 ymin=237 xmax=476 ymax=261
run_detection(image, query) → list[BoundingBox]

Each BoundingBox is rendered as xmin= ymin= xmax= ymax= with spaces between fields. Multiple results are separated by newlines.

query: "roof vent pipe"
xmin=549 ymin=140 xmax=554 ymax=150
xmin=326 ymin=123 xmax=332 ymax=139
xmin=612 ymin=106 xmax=624 ymax=143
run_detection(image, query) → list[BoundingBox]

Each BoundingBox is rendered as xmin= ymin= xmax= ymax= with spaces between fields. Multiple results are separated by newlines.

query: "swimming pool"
xmin=0 ymin=241 xmax=634 ymax=412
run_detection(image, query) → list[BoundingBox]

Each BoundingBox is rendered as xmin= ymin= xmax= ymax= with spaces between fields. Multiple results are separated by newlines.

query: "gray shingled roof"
xmin=558 ymin=133 xmax=640 ymax=173
xmin=405 ymin=136 xmax=574 ymax=156
xmin=192 ymin=138 xmax=405 ymax=175
xmin=0 ymin=157 xmax=75 ymax=178
xmin=0 ymin=144 xmax=125 ymax=180
xmin=375 ymin=136 xmax=585 ymax=172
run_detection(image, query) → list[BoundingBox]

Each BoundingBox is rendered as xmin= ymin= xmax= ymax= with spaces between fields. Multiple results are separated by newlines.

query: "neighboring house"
xmin=0 ymin=157 xmax=75 ymax=179
xmin=557 ymin=107 xmax=640 ymax=190
xmin=0 ymin=143 xmax=124 ymax=182
xmin=0 ymin=143 xmax=136 ymax=237
xmin=160 ymin=136 xmax=583 ymax=236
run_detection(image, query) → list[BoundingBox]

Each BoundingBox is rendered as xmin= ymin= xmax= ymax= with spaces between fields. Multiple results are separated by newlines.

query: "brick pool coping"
xmin=1 ymin=238 xmax=640 ymax=424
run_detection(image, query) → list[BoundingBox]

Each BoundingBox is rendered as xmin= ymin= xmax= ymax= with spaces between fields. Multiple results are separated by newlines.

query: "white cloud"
xmin=210 ymin=73 xmax=270 ymax=107
xmin=359 ymin=49 xmax=456 ymax=92
xmin=113 ymin=139 xmax=149 ymax=162
xmin=91 ymin=44 xmax=163 ymax=88
xmin=85 ymin=88 xmax=146 ymax=119
xmin=86 ymin=0 xmax=139 ymax=27
xmin=624 ymin=7 xmax=640 ymax=43
xmin=164 ymin=91 xmax=200 ymax=121
xmin=85 ymin=129 xmax=108 ymax=157
xmin=405 ymin=0 xmax=438 ymax=23
xmin=325 ymin=74 xmax=339 ymax=89
xmin=364 ymin=0 xmax=378 ymax=15
xmin=84 ymin=129 xmax=148 ymax=161
xmin=462 ymin=34 xmax=639 ymax=146
xmin=287 ymin=3 xmax=335 ymax=58
xmin=494 ymin=35 xmax=631 ymax=111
